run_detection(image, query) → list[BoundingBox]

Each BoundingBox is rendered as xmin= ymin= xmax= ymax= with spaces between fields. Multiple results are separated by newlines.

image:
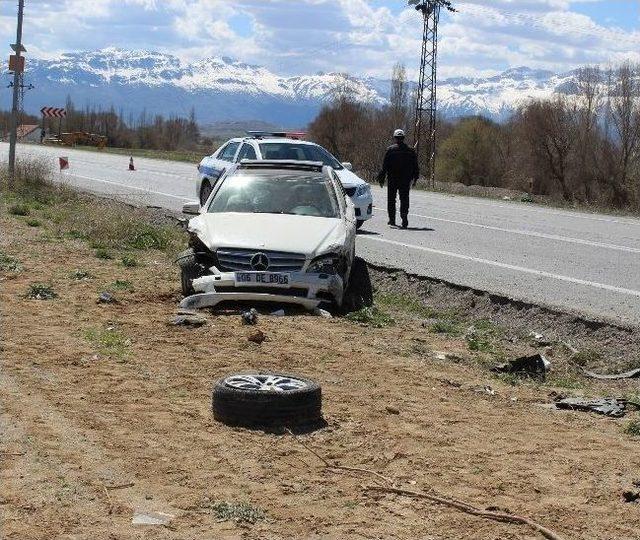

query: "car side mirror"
xmin=182 ymin=202 xmax=200 ymax=215
xmin=342 ymin=162 xmax=353 ymax=171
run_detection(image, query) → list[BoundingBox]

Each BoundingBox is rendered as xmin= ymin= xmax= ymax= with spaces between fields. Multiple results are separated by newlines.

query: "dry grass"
xmin=0 ymin=158 xmax=185 ymax=258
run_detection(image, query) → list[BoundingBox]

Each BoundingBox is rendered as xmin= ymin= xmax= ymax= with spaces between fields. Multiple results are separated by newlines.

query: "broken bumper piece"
xmin=179 ymin=271 xmax=344 ymax=311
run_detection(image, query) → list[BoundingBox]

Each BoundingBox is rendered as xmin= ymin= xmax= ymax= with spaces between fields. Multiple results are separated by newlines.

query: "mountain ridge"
xmin=2 ymin=48 xmax=578 ymax=126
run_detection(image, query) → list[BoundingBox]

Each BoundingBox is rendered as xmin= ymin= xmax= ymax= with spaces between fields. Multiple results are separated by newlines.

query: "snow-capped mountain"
xmin=2 ymin=48 xmax=578 ymax=126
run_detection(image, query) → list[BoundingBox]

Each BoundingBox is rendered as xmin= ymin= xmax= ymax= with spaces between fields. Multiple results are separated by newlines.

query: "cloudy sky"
xmin=1 ymin=0 xmax=639 ymax=78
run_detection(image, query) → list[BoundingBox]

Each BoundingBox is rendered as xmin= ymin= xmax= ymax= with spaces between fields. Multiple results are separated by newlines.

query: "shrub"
xmin=26 ymin=283 xmax=58 ymax=300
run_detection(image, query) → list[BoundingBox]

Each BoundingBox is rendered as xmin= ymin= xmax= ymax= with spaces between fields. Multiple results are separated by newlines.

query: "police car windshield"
xmin=259 ymin=143 xmax=343 ymax=170
xmin=207 ymin=172 xmax=340 ymax=218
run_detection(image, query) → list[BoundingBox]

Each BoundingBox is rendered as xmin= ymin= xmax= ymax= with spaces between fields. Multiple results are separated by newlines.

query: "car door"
xmin=202 ymin=141 xmax=240 ymax=186
xmin=236 ymin=142 xmax=257 ymax=163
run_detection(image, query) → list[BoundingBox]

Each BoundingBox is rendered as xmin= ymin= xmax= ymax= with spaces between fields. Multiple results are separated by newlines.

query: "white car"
xmin=178 ymin=160 xmax=357 ymax=311
xmin=196 ymin=132 xmax=373 ymax=229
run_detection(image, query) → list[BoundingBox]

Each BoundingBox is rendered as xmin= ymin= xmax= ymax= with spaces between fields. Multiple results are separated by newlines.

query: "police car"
xmin=195 ymin=132 xmax=373 ymax=229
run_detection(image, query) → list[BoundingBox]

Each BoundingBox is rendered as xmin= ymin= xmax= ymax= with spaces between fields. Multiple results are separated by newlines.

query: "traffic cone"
xmin=129 ymin=157 xmax=135 ymax=171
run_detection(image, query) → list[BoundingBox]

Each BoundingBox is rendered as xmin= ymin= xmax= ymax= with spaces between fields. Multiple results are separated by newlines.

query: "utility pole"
xmin=408 ymin=0 xmax=455 ymax=188
xmin=8 ymin=0 xmax=26 ymax=186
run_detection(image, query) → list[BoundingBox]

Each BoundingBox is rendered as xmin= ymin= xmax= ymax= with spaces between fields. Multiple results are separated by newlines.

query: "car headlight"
xmin=306 ymin=254 xmax=345 ymax=275
xmin=354 ymin=184 xmax=371 ymax=197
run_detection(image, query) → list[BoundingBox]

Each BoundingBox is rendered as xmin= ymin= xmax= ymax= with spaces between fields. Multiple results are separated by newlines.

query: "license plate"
xmin=235 ymin=272 xmax=290 ymax=287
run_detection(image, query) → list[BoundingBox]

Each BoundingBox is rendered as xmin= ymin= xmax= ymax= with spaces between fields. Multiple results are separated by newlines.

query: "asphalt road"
xmin=3 ymin=142 xmax=640 ymax=326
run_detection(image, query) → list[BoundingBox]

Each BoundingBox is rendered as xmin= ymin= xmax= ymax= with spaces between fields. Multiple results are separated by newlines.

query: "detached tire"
xmin=212 ymin=373 xmax=322 ymax=428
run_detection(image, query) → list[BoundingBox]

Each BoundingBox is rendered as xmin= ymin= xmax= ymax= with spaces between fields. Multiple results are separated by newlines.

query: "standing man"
xmin=377 ymin=129 xmax=420 ymax=229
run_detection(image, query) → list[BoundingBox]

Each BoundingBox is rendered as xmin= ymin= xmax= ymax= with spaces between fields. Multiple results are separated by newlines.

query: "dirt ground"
xmin=2 ymin=211 xmax=640 ymax=540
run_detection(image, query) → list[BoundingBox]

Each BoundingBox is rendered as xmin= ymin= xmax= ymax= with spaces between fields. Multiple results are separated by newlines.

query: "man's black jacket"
xmin=378 ymin=142 xmax=420 ymax=185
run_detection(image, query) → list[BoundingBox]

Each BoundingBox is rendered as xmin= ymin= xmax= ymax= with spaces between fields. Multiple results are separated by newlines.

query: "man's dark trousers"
xmin=387 ymin=178 xmax=411 ymax=224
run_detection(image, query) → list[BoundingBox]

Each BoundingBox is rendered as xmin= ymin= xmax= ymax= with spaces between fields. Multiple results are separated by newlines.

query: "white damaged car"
xmin=178 ymin=160 xmax=357 ymax=311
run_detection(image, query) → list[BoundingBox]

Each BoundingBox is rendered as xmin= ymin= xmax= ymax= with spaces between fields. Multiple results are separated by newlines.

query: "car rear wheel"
xmin=200 ymin=180 xmax=213 ymax=206
xmin=212 ymin=373 xmax=322 ymax=428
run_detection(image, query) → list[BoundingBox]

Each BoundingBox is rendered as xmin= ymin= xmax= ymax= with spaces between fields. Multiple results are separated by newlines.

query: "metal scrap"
xmin=241 ymin=308 xmax=258 ymax=325
xmin=554 ymin=397 xmax=626 ymax=418
xmin=582 ymin=368 xmax=640 ymax=380
xmin=492 ymin=354 xmax=550 ymax=380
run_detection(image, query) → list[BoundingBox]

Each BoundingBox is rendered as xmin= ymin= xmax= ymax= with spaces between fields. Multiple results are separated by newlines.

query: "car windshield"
xmin=258 ymin=142 xmax=343 ymax=170
xmin=207 ymin=172 xmax=340 ymax=218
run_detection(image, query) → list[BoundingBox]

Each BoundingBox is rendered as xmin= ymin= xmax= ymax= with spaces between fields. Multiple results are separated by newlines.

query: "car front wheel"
xmin=356 ymin=220 xmax=364 ymax=230
xmin=176 ymin=248 xmax=204 ymax=296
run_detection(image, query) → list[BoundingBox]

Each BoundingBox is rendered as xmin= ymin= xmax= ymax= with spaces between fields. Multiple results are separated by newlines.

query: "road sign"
xmin=59 ymin=157 xmax=69 ymax=170
xmin=9 ymin=55 xmax=24 ymax=73
xmin=41 ymin=107 xmax=66 ymax=118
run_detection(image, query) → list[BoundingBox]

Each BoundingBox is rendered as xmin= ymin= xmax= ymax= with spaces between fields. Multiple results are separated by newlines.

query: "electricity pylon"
xmin=408 ymin=0 xmax=456 ymax=188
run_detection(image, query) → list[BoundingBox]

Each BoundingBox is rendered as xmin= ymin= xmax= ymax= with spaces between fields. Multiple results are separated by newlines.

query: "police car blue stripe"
xmin=199 ymin=165 xmax=221 ymax=178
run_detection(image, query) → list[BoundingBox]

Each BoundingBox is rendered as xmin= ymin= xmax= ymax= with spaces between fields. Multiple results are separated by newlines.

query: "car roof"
xmin=229 ymin=137 xmax=316 ymax=146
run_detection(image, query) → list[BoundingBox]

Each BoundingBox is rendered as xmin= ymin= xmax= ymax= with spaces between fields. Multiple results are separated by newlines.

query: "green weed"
xmin=430 ymin=318 xmax=462 ymax=336
xmin=0 ymin=251 xmax=22 ymax=272
xmin=121 ymin=255 xmax=139 ymax=268
xmin=377 ymin=292 xmax=440 ymax=319
xmin=9 ymin=203 xmax=30 ymax=216
xmin=346 ymin=306 xmax=395 ymax=328
xmin=210 ymin=501 xmax=265 ymax=524
xmin=95 ymin=248 xmax=113 ymax=260
xmin=26 ymin=283 xmax=58 ymax=300
xmin=71 ymin=270 xmax=92 ymax=280
xmin=84 ymin=326 xmax=130 ymax=361
xmin=623 ymin=420 xmax=640 ymax=437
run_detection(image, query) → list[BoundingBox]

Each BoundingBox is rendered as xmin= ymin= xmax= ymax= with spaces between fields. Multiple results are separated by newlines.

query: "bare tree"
xmin=390 ymin=62 xmax=409 ymax=129
xmin=518 ymin=97 xmax=577 ymax=200
xmin=575 ymin=66 xmax=603 ymax=201
xmin=607 ymin=62 xmax=640 ymax=205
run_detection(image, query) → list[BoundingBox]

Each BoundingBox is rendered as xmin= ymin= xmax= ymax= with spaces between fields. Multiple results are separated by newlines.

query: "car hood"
xmin=189 ymin=213 xmax=349 ymax=258
xmin=335 ymin=168 xmax=367 ymax=188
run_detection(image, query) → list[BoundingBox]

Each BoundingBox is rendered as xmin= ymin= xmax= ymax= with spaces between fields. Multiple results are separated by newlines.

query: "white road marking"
xmin=61 ymin=172 xmax=192 ymax=202
xmin=362 ymin=236 xmax=640 ymax=298
xmin=407 ymin=212 xmax=640 ymax=253
xmin=405 ymin=193 xmax=640 ymax=226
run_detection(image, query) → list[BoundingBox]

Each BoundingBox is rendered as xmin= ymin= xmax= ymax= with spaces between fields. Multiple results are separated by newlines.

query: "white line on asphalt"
xmin=405 ymin=193 xmax=640 ymax=226
xmin=407 ymin=212 xmax=640 ymax=253
xmin=362 ymin=236 xmax=640 ymax=298
xmin=61 ymin=173 xmax=192 ymax=202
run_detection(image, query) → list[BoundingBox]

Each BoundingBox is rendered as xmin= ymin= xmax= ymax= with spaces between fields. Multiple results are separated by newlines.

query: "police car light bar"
xmin=245 ymin=131 xmax=307 ymax=140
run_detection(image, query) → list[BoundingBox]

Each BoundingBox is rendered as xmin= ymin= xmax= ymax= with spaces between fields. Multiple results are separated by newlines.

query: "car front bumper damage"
xmin=179 ymin=270 xmax=344 ymax=310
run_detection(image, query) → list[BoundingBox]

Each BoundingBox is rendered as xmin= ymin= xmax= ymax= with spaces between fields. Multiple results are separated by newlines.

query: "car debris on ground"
xmin=312 ymin=307 xmax=333 ymax=318
xmin=554 ymin=397 xmax=627 ymax=417
xmin=131 ymin=510 xmax=175 ymax=526
xmin=170 ymin=312 xmax=208 ymax=327
xmin=492 ymin=353 xmax=550 ymax=380
xmin=97 ymin=291 xmax=118 ymax=304
xmin=241 ymin=308 xmax=258 ymax=326
xmin=582 ymin=367 xmax=640 ymax=380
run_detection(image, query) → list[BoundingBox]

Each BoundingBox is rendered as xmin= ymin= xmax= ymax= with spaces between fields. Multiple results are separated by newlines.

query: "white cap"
xmin=393 ymin=129 xmax=405 ymax=138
